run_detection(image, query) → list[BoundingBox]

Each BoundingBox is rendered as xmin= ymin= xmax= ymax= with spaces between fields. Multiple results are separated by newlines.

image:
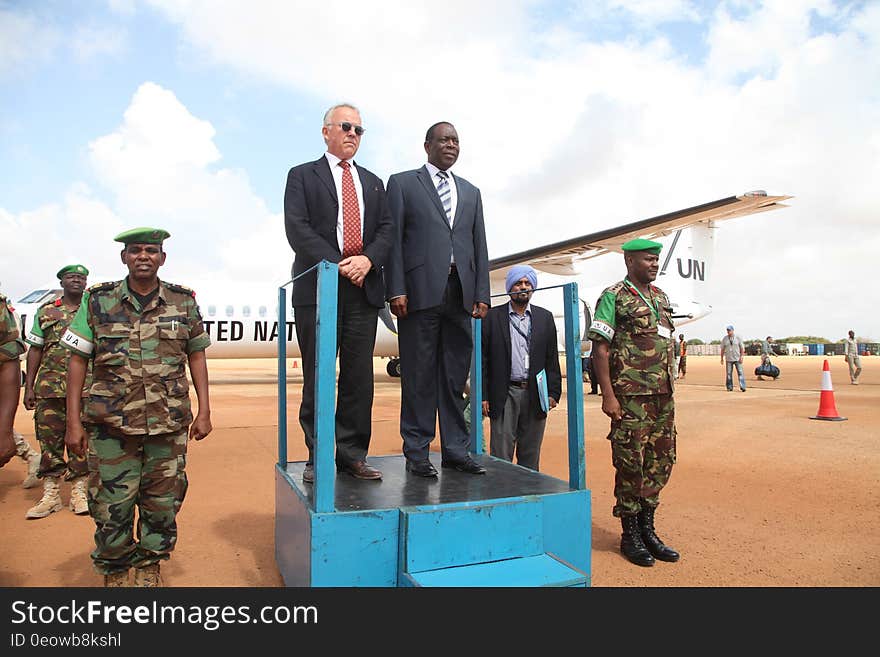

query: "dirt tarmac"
xmin=1 ymin=355 xmax=877 ymax=587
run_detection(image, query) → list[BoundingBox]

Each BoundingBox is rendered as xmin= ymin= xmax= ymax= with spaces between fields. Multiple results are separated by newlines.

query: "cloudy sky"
xmin=1 ymin=0 xmax=877 ymax=342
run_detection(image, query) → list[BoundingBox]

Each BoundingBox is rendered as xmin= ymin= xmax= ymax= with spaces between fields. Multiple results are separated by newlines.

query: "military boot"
xmin=22 ymin=451 xmax=41 ymax=489
xmin=620 ymin=514 xmax=654 ymax=567
xmin=69 ymin=477 xmax=89 ymax=515
xmin=25 ymin=476 xmax=62 ymax=519
xmin=104 ymin=570 xmax=130 ymax=587
xmin=134 ymin=563 xmax=162 ymax=587
xmin=638 ymin=503 xmax=680 ymax=562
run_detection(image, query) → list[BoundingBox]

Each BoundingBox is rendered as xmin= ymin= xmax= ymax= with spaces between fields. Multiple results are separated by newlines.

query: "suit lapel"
xmin=450 ymin=172 xmax=466 ymax=230
xmin=355 ymin=163 xmax=374 ymax=238
xmin=500 ymin=305 xmax=512 ymax=366
xmin=311 ymin=157 xmax=338 ymax=206
xmin=417 ymin=166 xmax=452 ymax=231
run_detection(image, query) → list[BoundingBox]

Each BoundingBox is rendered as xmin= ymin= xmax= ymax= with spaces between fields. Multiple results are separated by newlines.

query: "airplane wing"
xmin=489 ymin=191 xmax=791 ymax=275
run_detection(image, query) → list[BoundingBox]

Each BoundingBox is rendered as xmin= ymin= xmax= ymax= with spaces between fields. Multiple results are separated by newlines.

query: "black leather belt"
xmin=509 ymin=380 xmax=528 ymax=388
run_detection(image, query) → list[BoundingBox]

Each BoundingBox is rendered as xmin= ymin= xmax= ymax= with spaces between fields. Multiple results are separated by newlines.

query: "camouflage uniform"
xmin=25 ymin=298 xmax=89 ymax=480
xmin=0 ymin=295 xmax=42 ymax=480
xmin=1 ymin=295 xmax=27 ymax=465
xmin=0 ymin=294 xmax=26 ymax=362
xmin=589 ymin=278 xmax=676 ymax=518
xmin=62 ymin=278 xmax=210 ymax=575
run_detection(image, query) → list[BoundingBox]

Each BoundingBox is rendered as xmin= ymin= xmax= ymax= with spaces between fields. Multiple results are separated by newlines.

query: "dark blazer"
xmin=385 ymin=165 xmax=489 ymax=313
xmin=482 ymin=302 xmax=562 ymax=420
xmin=284 ymin=156 xmax=393 ymax=307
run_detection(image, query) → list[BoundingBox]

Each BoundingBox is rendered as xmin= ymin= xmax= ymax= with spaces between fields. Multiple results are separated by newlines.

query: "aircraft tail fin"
xmin=656 ymin=223 xmax=715 ymax=324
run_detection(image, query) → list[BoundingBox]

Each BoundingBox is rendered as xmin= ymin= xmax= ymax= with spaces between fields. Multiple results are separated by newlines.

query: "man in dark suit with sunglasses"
xmin=284 ymin=103 xmax=393 ymax=483
xmin=385 ymin=121 xmax=490 ymax=478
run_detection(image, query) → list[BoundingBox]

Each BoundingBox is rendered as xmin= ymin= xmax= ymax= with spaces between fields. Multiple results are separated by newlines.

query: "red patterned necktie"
xmin=339 ymin=160 xmax=362 ymax=257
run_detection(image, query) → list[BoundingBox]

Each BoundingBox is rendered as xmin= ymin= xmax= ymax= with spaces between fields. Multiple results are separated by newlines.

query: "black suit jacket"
xmin=385 ymin=165 xmax=489 ymax=313
xmin=284 ymin=156 xmax=393 ymax=307
xmin=482 ymin=302 xmax=562 ymax=419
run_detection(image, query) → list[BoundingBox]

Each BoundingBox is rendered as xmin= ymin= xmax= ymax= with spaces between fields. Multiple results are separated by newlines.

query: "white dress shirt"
xmin=425 ymin=161 xmax=458 ymax=264
xmin=325 ymin=151 xmax=365 ymax=255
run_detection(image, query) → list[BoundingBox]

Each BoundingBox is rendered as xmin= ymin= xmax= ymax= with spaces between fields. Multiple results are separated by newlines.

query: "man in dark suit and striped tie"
xmin=386 ymin=122 xmax=491 ymax=477
xmin=284 ymin=103 xmax=393 ymax=483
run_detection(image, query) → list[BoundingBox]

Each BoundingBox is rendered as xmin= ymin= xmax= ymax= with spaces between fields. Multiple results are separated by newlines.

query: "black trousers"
xmin=294 ymin=277 xmax=378 ymax=467
xmin=397 ymin=270 xmax=472 ymax=464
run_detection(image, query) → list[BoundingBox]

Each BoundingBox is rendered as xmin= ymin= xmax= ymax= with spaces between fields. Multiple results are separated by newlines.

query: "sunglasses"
xmin=328 ymin=121 xmax=365 ymax=136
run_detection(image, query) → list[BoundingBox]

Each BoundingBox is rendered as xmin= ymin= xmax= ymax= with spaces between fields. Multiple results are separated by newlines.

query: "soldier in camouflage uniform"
xmin=62 ymin=228 xmax=212 ymax=588
xmin=589 ymin=238 xmax=681 ymax=567
xmin=0 ymin=293 xmax=27 ymax=468
xmin=24 ymin=264 xmax=91 ymax=518
xmin=0 ymin=282 xmax=41 ymax=483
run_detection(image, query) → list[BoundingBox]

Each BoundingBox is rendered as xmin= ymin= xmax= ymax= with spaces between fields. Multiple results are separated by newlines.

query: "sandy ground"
xmin=1 ymin=355 xmax=877 ymax=587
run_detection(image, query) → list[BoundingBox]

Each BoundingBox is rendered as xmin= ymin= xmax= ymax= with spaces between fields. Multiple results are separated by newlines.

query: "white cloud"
xmin=0 ymin=186 xmax=124 ymax=296
xmin=87 ymin=82 xmax=290 ymax=291
xmin=2 ymin=82 xmax=290 ymax=301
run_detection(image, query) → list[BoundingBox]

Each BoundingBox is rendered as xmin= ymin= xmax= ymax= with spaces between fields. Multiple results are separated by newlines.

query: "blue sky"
xmin=1 ymin=0 xmax=878 ymax=341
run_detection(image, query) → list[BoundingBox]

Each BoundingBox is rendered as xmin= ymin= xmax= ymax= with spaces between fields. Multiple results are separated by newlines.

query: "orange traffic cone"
xmin=810 ymin=359 xmax=847 ymax=421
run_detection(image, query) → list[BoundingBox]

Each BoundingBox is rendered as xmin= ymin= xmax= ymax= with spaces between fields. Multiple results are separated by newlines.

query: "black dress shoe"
xmin=302 ymin=464 xmax=314 ymax=484
xmin=405 ymin=460 xmax=438 ymax=477
xmin=441 ymin=457 xmax=486 ymax=475
xmin=340 ymin=460 xmax=382 ymax=480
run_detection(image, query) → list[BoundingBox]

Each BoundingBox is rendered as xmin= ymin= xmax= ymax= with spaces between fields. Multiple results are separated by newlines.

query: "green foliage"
xmin=778 ymin=336 xmax=831 ymax=343
xmin=687 ymin=338 xmax=704 ymax=345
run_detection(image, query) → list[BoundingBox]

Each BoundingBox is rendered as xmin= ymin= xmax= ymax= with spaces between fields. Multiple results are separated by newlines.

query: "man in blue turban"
xmin=480 ymin=265 xmax=561 ymax=471
xmin=505 ymin=265 xmax=537 ymax=296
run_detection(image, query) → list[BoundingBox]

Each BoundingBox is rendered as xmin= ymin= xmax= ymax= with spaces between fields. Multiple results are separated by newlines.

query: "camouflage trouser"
xmin=86 ymin=424 xmax=189 ymax=575
xmin=607 ymin=393 xmax=676 ymax=518
xmin=35 ymin=397 xmax=87 ymax=480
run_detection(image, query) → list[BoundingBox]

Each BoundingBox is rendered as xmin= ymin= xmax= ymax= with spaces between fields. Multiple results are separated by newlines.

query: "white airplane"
xmin=11 ymin=191 xmax=790 ymax=377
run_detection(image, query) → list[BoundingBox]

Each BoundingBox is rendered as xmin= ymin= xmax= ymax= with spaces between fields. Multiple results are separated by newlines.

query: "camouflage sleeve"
xmin=25 ymin=306 xmax=45 ymax=346
xmin=185 ymin=297 xmax=211 ymax=354
xmin=60 ymin=291 xmax=95 ymax=358
xmin=588 ymin=289 xmax=617 ymax=343
xmin=0 ymin=298 xmax=26 ymax=362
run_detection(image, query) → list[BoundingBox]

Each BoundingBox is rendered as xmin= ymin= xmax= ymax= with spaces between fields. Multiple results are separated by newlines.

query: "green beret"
xmin=56 ymin=264 xmax=89 ymax=279
xmin=113 ymin=227 xmax=171 ymax=245
xmin=621 ymin=238 xmax=663 ymax=255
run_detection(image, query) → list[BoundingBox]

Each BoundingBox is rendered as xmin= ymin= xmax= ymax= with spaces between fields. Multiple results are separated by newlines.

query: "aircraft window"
xmin=242 ymin=305 xmax=251 ymax=317
xmin=207 ymin=305 xmax=216 ymax=317
xmin=259 ymin=306 xmax=267 ymax=317
xmin=225 ymin=305 xmax=234 ymax=317
xmin=18 ymin=289 xmax=50 ymax=303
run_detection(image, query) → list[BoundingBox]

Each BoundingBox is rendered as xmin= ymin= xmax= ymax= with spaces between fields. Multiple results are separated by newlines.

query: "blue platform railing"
xmin=278 ymin=263 xmax=586 ymax=514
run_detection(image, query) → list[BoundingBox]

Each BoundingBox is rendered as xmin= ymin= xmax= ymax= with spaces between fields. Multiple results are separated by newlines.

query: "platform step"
xmin=402 ymin=553 xmax=587 ymax=587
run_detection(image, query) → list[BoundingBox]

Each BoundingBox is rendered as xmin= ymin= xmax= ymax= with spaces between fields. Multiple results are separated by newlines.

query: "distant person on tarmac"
xmin=677 ymin=334 xmax=687 ymax=380
xmin=756 ymin=335 xmax=774 ymax=381
xmin=721 ymin=325 xmax=746 ymax=392
xmin=844 ymin=330 xmax=862 ymax=385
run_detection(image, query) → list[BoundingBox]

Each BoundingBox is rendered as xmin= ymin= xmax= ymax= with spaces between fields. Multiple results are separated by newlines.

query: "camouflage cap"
xmin=113 ymin=227 xmax=171 ymax=245
xmin=621 ymin=238 xmax=662 ymax=255
xmin=56 ymin=264 xmax=89 ymax=279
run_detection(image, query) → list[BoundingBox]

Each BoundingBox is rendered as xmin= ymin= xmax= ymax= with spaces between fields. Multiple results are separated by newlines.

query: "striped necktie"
xmin=436 ymin=170 xmax=452 ymax=226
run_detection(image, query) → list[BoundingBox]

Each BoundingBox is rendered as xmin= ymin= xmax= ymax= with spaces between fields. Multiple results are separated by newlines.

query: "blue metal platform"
xmin=274 ymin=262 xmax=591 ymax=587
